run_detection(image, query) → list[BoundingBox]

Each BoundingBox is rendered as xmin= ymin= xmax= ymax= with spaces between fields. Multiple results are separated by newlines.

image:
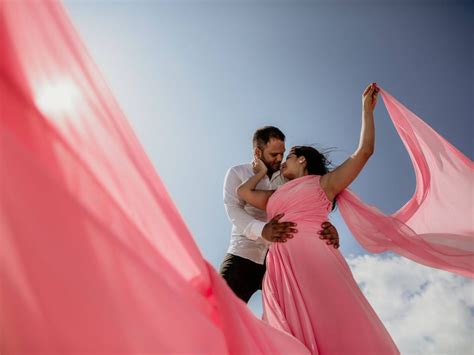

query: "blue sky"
xmin=64 ymin=0 xmax=472 ymax=264
xmin=64 ymin=1 xmax=472 ymax=352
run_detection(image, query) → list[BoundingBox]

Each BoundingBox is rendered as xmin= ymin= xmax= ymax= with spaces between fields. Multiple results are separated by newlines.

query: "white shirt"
xmin=223 ymin=163 xmax=286 ymax=264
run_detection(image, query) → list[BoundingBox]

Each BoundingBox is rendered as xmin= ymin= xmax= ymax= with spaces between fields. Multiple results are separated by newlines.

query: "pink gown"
xmin=1 ymin=0 xmax=472 ymax=353
xmin=263 ymin=175 xmax=399 ymax=355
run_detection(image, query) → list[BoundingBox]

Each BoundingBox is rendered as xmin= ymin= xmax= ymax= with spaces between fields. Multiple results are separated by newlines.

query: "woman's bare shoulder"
xmin=319 ymin=173 xmax=330 ymax=188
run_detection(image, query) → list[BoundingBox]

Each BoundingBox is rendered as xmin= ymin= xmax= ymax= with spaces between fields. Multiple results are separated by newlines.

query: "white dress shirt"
xmin=223 ymin=163 xmax=286 ymax=264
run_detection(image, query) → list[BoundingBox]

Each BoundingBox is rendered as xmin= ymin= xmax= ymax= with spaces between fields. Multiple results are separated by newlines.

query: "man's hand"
xmin=318 ymin=221 xmax=340 ymax=249
xmin=262 ymin=213 xmax=297 ymax=243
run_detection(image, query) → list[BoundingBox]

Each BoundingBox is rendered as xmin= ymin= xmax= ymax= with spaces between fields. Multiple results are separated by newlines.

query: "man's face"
xmin=257 ymin=138 xmax=286 ymax=174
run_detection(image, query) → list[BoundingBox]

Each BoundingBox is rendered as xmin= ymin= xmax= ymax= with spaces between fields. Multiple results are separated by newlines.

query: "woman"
xmin=237 ymin=83 xmax=400 ymax=354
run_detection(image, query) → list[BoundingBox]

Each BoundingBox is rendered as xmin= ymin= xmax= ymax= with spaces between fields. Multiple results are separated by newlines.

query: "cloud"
xmin=347 ymin=254 xmax=474 ymax=355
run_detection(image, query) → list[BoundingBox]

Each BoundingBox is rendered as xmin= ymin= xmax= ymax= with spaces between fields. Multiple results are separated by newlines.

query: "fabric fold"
xmin=1 ymin=0 xmax=472 ymax=352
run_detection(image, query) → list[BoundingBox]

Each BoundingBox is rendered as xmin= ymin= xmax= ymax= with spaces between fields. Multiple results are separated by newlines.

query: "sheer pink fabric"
xmin=1 ymin=0 xmax=472 ymax=353
xmin=337 ymin=90 xmax=474 ymax=279
xmin=0 ymin=1 xmax=309 ymax=353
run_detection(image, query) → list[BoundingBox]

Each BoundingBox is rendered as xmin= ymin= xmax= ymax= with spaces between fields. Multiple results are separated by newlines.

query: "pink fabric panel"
xmin=0 ymin=1 xmax=309 ymax=353
xmin=337 ymin=89 xmax=473 ymax=278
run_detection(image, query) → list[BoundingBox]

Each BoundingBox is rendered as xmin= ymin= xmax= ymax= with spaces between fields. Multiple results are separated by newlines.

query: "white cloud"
xmin=347 ymin=254 xmax=474 ymax=355
xmin=247 ymin=254 xmax=473 ymax=354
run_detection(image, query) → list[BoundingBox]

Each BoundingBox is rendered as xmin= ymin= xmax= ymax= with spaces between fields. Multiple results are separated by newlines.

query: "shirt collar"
xmin=270 ymin=170 xmax=282 ymax=182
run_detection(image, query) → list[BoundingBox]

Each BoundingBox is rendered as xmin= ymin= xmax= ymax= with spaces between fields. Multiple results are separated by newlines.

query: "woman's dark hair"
xmin=291 ymin=145 xmax=337 ymax=211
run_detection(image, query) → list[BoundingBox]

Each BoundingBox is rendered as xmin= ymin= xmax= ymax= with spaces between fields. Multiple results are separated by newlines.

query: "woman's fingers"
xmin=363 ymin=82 xmax=378 ymax=97
xmin=363 ymin=83 xmax=372 ymax=95
xmin=368 ymin=86 xmax=375 ymax=97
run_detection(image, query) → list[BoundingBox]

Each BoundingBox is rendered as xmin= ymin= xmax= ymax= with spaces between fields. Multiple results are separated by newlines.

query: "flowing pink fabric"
xmin=263 ymin=175 xmax=400 ymax=354
xmin=0 ymin=1 xmax=310 ymax=353
xmin=337 ymin=90 xmax=474 ymax=279
xmin=1 ymin=0 xmax=473 ymax=354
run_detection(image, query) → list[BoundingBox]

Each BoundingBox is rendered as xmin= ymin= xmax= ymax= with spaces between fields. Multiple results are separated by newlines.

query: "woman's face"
xmin=281 ymin=152 xmax=300 ymax=180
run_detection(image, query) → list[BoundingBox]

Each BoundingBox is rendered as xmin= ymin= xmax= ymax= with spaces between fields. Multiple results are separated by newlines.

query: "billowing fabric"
xmin=0 ymin=1 xmax=309 ymax=353
xmin=337 ymin=90 xmax=474 ymax=279
xmin=263 ymin=175 xmax=400 ymax=354
xmin=1 ymin=0 xmax=472 ymax=354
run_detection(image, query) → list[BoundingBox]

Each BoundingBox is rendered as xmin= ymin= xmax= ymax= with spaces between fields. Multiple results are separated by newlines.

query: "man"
xmin=220 ymin=126 xmax=340 ymax=303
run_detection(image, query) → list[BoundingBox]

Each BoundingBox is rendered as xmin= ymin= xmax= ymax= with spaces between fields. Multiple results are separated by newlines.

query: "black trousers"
xmin=219 ymin=253 xmax=267 ymax=303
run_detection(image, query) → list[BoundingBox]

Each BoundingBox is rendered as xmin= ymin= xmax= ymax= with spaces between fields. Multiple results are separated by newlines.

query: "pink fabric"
xmin=1 ymin=0 xmax=472 ymax=353
xmin=264 ymin=175 xmax=400 ymax=354
xmin=0 ymin=1 xmax=309 ymax=353
xmin=337 ymin=90 xmax=474 ymax=279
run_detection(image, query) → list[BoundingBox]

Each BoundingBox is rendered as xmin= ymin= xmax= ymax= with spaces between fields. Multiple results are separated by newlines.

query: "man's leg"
xmin=219 ymin=253 xmax=266 ymax=303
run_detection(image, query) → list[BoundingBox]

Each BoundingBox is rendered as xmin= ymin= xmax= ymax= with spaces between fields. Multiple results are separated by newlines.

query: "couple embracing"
xmin=219 ymin=83 xmax=399 ymax=354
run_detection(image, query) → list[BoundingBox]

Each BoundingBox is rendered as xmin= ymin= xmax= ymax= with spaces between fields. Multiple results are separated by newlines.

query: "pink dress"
xmin=263 ymin=175 xmax=400 ymax=355
xmin=1 ymin=0 xmax=472 ymax=352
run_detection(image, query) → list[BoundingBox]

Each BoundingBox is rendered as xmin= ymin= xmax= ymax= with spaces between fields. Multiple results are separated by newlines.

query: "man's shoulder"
xmin=227 ymin=163 xmax=252 ymax=176
xmin=223 ymin=163 xmax=253 ymax=191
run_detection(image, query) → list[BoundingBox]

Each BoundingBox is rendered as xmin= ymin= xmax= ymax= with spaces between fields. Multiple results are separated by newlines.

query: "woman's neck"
xmin=294 ymin=170 xmax=308 ymax=179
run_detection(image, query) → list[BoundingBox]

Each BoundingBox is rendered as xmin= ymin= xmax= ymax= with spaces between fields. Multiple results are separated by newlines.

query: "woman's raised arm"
xmin=321 ymin=83 xmax=379 ymax=201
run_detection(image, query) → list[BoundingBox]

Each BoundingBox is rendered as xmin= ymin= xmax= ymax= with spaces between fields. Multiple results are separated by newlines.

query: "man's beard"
xmin=266 ymin=163 xmax=281 ymax=175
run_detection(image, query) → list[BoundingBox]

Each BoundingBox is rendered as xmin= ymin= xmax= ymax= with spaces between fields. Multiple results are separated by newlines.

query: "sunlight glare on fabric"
xmin=35 ymin=78 xmax=81 ymax=119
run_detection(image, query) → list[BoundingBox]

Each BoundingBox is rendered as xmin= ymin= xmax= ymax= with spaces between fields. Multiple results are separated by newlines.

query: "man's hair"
xmin=252 ymin=126 xmax=285 ymax=149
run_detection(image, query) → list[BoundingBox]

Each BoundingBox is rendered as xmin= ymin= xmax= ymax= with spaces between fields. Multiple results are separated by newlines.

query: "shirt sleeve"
xmin=223 ymin=167 xmax=266 ymax=241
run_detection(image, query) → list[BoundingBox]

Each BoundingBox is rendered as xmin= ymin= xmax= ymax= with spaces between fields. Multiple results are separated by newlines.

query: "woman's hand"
xmin=362 ymin=82 xmax=380 ymax=113
xmin=252 ymin=157 xmax=268 ymax=175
